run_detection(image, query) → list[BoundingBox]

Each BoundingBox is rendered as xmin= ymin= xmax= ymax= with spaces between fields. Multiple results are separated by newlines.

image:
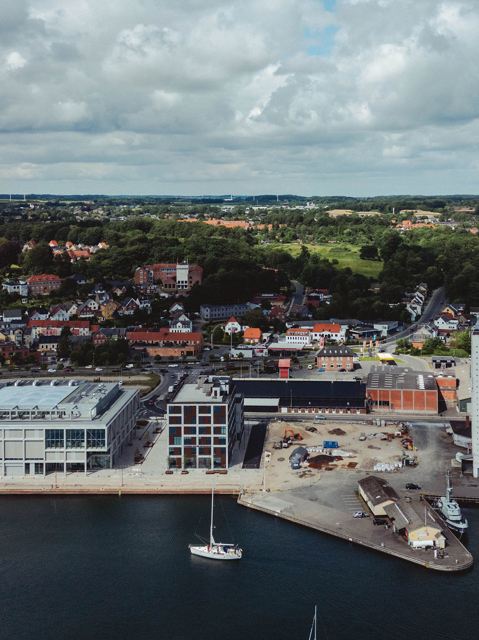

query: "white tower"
xmin=471 ymin=330 xmax=479 ymax=476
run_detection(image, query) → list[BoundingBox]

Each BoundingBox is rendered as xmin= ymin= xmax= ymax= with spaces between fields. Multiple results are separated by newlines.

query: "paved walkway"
xmin=239 ymin=490 xmax=473 ymax=572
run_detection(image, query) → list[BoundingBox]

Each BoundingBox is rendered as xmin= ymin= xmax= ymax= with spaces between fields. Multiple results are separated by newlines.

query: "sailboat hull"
xmin=189 ymin=545 xmax=242 ymax=560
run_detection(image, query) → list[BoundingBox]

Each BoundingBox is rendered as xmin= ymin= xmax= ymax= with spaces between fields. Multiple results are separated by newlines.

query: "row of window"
xmin=169 ymin=427 xmax=226 ymax=435
xmin=170 ymin=447 xmax=226 ymax=455
xmin=45 ymin=429 xmax=106 ymax=449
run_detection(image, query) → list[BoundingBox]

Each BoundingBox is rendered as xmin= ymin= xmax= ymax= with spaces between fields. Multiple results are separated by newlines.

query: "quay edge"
xmin=238 ymin=493 xmax=474 ymax=572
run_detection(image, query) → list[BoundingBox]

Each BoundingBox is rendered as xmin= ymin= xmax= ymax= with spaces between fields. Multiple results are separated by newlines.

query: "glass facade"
xmin=66 ymin=429 xmax=85 ymax=449
xmin=45 ymin=429 xmax=64 ymax=449
xmin=86 ymin=429 xmax=106 ymax=449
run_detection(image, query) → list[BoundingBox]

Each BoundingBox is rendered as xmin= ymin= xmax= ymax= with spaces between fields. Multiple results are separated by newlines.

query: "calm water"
xmin=0 ymin=496 xmax=478 ymax=640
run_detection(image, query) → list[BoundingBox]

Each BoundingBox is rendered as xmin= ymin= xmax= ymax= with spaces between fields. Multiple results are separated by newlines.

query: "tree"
xmin=243 ymin=309 xmax=269 ymax=332
xmin=23 ymin=243 xmax=54 ymax=274
xmin=359 ymin=245 xmax=379 ymax=261
xmin=154 ymin=354 xmax=162 ymax=363
xmin=0 ymin=241 xmax=20 ymax=270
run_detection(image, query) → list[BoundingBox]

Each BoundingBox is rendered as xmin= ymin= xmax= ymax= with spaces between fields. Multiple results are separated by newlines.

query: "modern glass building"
xmin=167 ymin=376 xmax=244 ymax=469
xmin=0 ymin=379 xmax=139 ymax=477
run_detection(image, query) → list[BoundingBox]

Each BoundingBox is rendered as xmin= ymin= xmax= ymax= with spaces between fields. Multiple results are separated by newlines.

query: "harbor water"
xmin=0 ymin=495 xmax=478 ymax=640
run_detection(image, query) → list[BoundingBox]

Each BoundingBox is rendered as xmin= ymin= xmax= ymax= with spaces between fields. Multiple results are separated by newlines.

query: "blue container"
xmin=323 ymin=440 xmax=338 ymax=449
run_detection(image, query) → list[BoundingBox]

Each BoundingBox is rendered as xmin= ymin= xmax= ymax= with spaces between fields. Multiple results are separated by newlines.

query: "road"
xmin=385 ymin=286 xmax=445 ymax=346
xmin=288 ymin=280 xmax=304 ymax=312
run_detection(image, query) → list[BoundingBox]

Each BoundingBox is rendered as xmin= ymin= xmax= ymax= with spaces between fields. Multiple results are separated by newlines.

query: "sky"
xmin=1 ymin=0 xmax=479 ymax=197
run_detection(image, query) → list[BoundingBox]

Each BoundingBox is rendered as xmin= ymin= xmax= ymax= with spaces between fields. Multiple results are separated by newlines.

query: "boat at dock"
xmin=434 ymin=473 xmax=468 ymax=534
xmin=189 ymin=482 xmax=242 ymax=561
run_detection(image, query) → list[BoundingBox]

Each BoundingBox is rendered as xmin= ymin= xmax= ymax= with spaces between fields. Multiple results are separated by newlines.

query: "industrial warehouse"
xmin=0 ymin=379 xmax=139 ymax=476
xmin=233 ymin=367 xmax=455 ymax=415
xmin=234 ymin=379 xmax=368 ymax=414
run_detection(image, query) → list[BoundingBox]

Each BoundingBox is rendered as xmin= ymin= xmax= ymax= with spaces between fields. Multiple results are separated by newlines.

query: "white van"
xmin=168 ymin=386 xmax=175 ymax=393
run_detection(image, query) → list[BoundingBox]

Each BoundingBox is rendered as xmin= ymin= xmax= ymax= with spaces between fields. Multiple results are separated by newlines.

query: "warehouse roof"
xmin=358 ymin=476 xmax=399 ymax=506
xmin=367 ymin=366 xmax=437 ymax=391
xmin=234 ymin=379 xmax=366 ymax=400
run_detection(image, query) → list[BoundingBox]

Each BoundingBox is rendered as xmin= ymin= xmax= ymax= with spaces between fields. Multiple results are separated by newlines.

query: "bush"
xmin=7 ymin=365 xmax=15 ymax=372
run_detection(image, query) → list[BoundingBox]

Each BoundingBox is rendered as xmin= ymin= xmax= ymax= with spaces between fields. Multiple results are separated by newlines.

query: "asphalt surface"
xmin=384 ymin=286 xmax=445 ymax=346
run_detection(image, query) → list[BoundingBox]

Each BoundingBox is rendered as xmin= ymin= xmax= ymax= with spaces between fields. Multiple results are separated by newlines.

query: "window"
xmin=185 ymin=427 xmax=196 ymax=435
xmin=46 ymin=429 xmax=64 ymax=449
xmin=173 ymin=437 xmax=182 ymax=446
xmin=184 ymin=437 xmax=192 ymax=445
xmin=218 ymin=438 xmax=226 ymax=445
xmin=199 ymin=416 xmax=211 ymax=425
xmin=87 ymin=429 xmax=106 ymax=449
xmin=168 ymin=406 xmax=181 ymax=414
xmin=220 ymin=426 xmax=226 ymax=435
xmin=66 ymin=429 xmax=85 ymax=449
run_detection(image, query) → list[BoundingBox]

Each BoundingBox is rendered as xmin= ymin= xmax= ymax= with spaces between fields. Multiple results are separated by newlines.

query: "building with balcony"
xmin=0 ymin=380 xmax=139 ymax=477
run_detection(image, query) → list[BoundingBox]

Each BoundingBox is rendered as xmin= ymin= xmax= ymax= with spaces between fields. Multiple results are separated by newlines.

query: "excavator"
xmin=282 ymin=429 xmax=303 ymax=448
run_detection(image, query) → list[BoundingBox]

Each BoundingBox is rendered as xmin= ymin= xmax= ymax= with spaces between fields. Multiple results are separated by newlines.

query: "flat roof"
xmin=367 ymin=366 xmax=437 ymax=391
xmin=0 ymin=383 xmax=73 ymax=409
xmin=172 ymin=377 xmax=233 ymax=403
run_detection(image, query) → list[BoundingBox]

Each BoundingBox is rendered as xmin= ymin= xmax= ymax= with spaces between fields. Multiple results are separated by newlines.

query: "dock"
xmin=238 ymin=490 xmax=474 ymax=572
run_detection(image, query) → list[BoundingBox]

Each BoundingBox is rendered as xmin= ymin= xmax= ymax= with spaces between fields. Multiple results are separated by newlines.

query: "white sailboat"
xmin=189 ymin=482 xmax=242 ymax=561
xmin=308 ymin=606 xmax=317 ymax=640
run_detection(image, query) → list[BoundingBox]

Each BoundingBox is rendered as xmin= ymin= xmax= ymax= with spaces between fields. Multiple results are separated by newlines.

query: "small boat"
xmin=189 ymin=482 xmax=242 ymax=561
xmin=435 ymin=473 xmax=468 ymax=533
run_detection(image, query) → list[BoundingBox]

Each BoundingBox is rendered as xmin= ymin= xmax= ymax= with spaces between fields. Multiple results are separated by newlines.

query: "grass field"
xmin=264 ymin=243 xmax=383 ymax=278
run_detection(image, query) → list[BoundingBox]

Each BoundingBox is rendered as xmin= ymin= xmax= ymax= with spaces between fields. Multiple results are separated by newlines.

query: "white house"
xmin=285 ymin=328 xmax=312 ymax=345
xmin=169 ymin=313 xmax=193 ymax=333
xmin=373 ymin=321 xmax=399 ymax=338
xmin=434 ymin=314 xmax=459 ymax=333
xmin=311 ymin=323 xmax=345 ymax=342
xmin=224 ymin=316 xmax=246 ymax=335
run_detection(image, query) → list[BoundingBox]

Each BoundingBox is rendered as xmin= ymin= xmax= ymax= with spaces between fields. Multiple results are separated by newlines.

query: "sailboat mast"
xmin=210 ymin=481 xmax=214 ymax=546
xmin=314 ymin=606 xmax=317 ymax=640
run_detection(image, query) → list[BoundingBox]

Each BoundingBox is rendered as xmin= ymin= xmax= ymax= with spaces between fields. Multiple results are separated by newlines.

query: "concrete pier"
xmin=238 ymin=490 xmax=473 ymax=572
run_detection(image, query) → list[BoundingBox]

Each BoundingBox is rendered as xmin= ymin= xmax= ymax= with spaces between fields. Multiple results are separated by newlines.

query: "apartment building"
xmin=167 ymin=376 xmax=244 ymax=470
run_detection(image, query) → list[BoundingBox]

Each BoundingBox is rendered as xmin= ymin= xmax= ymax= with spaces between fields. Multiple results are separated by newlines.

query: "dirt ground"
xmin=263 ymin=419 xmax=409 ymax=491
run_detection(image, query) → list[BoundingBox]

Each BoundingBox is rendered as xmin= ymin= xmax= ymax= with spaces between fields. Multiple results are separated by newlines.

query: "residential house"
xmin=316 ymin=345 xmax=354 ymax=371
xmin=305 ymin=289 xmax=328 ymax=308
xmin=249 ymin=293 xmax=287 ymax=308
xmin=243 ymin=328 xmax=263 ymax=344
xmin=71 ymin=273 xmax=89 ymax=286
xmin=100 ymin=299 xmax=119 ymax=320
xmin=412 ymin=324 xmax=438 ymax=348
xmin=289 ymin=304 xmax=313 ymax=319
xmin=169 ymin=302 xmax=185 ymax=315
xmin=92 ymin=328 xmax=127 ymax=346
xmin=169 ymin=313 xmax=193 ymax=333
xmin=2 ymin=280 xmax=29 ymax=296
xmin=285 ymin=328 xmax=312 ymax=346
xmin=311 ymin=323 xmax=344 ymax=342
xmin=49 ymin=306 xmax=70 ymax=322
xmin=138 ymin=299 xmax=152 ymax=314
xmin=118 ymin=297 xmax=139 ymax=316
xmin=0 ymin=343 xmax=33 ymax=364
xmin=26 ymin=274 xmax=62 ymax=296
xmin=37 ymin=335 xmax=60 ymax=352
xmin=22 ymin=240 xmax=36 ymax=252
xmin=29 ymin=307 xmax=50 ymax=321
xmin=434 ymin=314 xmax=459 ymax=334
xmin=224 ymin=316 xmax=243 ymax=335
xmin=28 ymin=320 xmax=91 ymax=340
xmin=2 ymin=310 xmax=23 ymax=323
xmin=269 ymin=306 xmax=287 ymax=323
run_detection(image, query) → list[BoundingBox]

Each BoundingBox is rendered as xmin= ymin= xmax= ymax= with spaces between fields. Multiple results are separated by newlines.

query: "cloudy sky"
xmin=1 ymin=0 xmax=479 ymax=197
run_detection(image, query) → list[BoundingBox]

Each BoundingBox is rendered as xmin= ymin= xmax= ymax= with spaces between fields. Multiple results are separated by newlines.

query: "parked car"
xmin=314 ymin=415 xmax=326 ymax=421
xmin=353 ymin=511 xmax=370 ymax=518
xmin=85 ymin=365 xmax=93 ymax=369
xmin=95 ymin=367 xmax=103 ymax=372
xmin=373 ymin=518 xmax=387 ymax=526
xmin=48 ymin=368 xmax=56 ymax=373
xmin=338 ymin=368 xmax=346 ymax=372
xmin=64 ymin=368 xmax=74 ymax=373
xmin=140 ymin=368 xmax=148 ymax=372
xmin=405 ymin=483 xmax=421 ymax=490
xmin=203 ymin=347 xmax=211 ymax=351
xmin=317 ymin=368 xmax=324 ymax=372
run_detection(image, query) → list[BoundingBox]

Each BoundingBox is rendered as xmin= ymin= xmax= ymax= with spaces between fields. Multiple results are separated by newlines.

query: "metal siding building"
xmin=0 ymin=380 xmax=139 ymax=477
